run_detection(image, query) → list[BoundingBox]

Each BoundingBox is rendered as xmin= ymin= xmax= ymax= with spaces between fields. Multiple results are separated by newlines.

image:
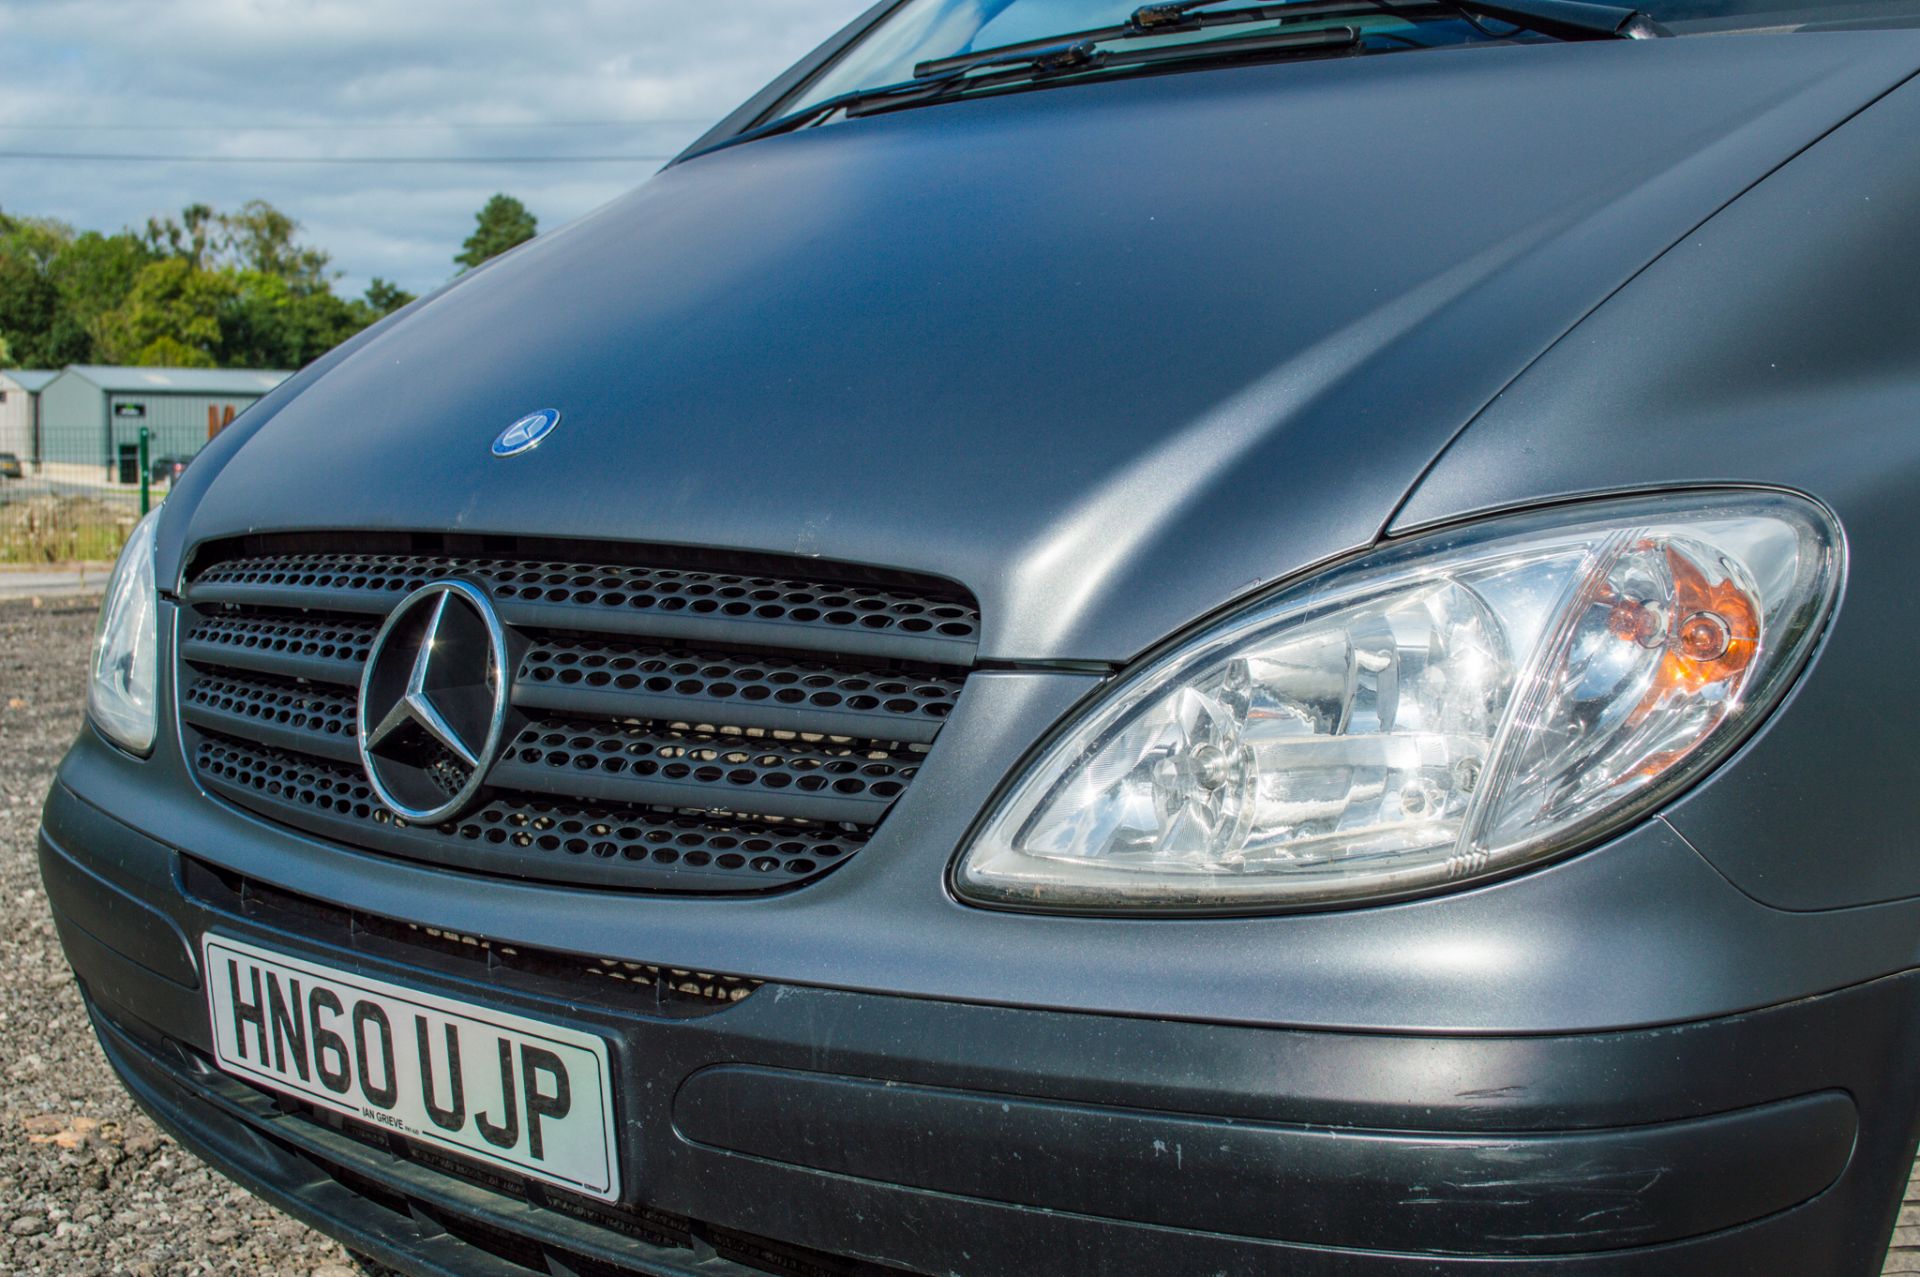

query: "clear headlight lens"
xmin=88 ymin=508 xmax=163 ymax=755
xmin=955 ymin=493 xmax=1841 ymax=912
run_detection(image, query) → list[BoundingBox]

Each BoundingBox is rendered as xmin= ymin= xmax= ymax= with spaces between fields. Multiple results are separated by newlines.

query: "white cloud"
xmin=0 ymin=0 xmax=872 ymax=295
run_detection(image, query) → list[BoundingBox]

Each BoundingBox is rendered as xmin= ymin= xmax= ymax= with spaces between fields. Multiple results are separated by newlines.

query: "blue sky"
xmin=0 ymin=1 xmax=872 ymax=297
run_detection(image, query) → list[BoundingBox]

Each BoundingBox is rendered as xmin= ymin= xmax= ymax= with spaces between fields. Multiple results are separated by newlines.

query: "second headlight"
xmin=88 ymin=507 xmax=163 ymax=756
xmin=954 ymin=491 xmax=1841 ymax=913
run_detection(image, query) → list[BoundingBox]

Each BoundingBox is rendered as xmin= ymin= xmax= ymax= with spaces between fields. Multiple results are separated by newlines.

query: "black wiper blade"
xmin=715 ymin=47 xmax=1114 ymax=151
xmin=895 ymin=25 xmax=1361 ymax=107
xmin=721 ymin=0 xmax=1681 ymax=164
xmin=913 ymin=0 xmax=1658 ymax=85
xmin=1141 ymin=0 xmax=1665 ymax=40
xmin=711 ymin=23 xmax=1357 ymax=156
xmin=713 ymin=39 xmax=1143 ymax=153
xmin=705 ymin=0 xmax=1640 ymax=163
xmin=709 ymin=22 xmax=1359 ymax=159
xmin=915 ymin=37 xmax=1109 ymax=83
xmin=914 ymin=0 xmax=1438 ymax=80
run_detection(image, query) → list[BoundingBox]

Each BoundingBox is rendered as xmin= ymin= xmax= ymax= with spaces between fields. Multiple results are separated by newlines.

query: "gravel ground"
xmin=0 ymin=595 xmax=358 ymax=1277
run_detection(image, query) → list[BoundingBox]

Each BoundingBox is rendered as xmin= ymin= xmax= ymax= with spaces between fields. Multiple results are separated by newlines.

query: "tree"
xmin=119 ymin=201 xmax=359 ymax=369
xmin=214 ymin=269 xmax=311 ymax=370
xmin=217 ymin=269 xmax=372 ymax=370
xmin=455 ymin=194 xmax=537 ymax=270
xmin=0 ymin=251 xmax=59 ymax=368
xmin=50 ymin=231 xmax=155 ymax=363
xmin=221 ymin=199 xmax=332 ymax=288
xmin=361 ymin=277 xmax=414 ymax=317
xmin=143 ymin=203 xmax=218 ymax=268
xmin=143 ymin=199 xmax=333 ymax=288
xmin=94 ymin=256 xmax=237 ymax=367
xmin=0 ymin=211 xmax=160 ymax=367
xmin=0 ymin=199 xmax=416 ymax=371
xmin=0 ymin=212 xmax=71 ymax=367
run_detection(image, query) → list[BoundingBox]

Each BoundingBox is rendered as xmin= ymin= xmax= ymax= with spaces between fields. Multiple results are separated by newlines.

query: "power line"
xmin=0 ymin=151 xmax=676 ymax=164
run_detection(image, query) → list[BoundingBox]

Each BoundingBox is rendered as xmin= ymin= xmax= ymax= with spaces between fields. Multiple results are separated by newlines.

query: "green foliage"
xmin=142 ymin=202 xmax=219 ymax=268
xmin=0 ymin=213 xmax=160 ymax=366
xmin=218 ymin=269 xmax=362 ymax=369
xmin=456 ymin=194 xmax=537 ymax=270
xmin=49 ymin=231 xmax=156 ymax=363
xmin=221 ymin=200 xmax=334 ymax=286
xmin=0 ymin=199 xmax=412 ymax=372
xmin=94 ymin=256 xmax=235 ymax=366
xmin=0 ymin=212 xmax=70 ymax=367
xmin=362 ymin=277 xmax=415 ymax=316
xmin=144 ymin=199 xmax=334 ymax=287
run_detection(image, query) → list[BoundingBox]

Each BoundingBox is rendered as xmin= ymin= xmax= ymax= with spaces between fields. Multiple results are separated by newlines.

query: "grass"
xmin=0 ymin=493 xmax=138 ymax=564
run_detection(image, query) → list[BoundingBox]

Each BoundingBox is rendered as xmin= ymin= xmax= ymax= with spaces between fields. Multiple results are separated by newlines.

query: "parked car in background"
xmin=148 ymin=455 xmax=191 ymax=486
xmin=38 ymin=2 xmax=1920 ymax=1274
xmin=0 ymin=452 xmax=22 ymax=479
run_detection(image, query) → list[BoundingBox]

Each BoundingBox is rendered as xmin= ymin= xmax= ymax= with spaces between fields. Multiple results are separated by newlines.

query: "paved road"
xmin=0 ymin=569 xmax=107 ymax=601
xmin=1 ymin=476 xmax=143 ymax=502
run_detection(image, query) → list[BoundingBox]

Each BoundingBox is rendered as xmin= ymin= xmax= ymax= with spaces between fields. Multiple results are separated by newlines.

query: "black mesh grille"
xmin=181 ymin=673 xmax=361 ymax=761
xmin=190 ymin=550 xmax=980 ymax=664
xmin=195 ymin=735 xmax=871 ymax=888
xmin=179 ymin=856 xmax=765 ymax=1012
xmin=194 ymin=550 xmax=979 ymax=635
xmin=187 ymin=611 xmax=379 ymax=662
xmin=496 ymin=719 xmax=924 ymax=823
xmin=175 ymin=537 xmax=965 ymax=893
xmin=517 ymin=639 xmax=961 ymax=742
xmin=183 ymin=673 xmax=356 ymax=734
xmin=197 ymin=735 xmax=376 ymax=818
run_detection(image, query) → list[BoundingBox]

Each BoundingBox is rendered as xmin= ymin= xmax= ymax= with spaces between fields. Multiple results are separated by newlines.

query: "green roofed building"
xmin=39 ymin=365 xmax=290 ymax=481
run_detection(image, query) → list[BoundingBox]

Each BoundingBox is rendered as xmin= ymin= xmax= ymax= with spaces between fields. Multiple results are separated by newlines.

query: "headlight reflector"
xmin=88 ymin=508 xmax=163 ymax=755
xmin=955 ymin=493 xmax=1840 ymax=911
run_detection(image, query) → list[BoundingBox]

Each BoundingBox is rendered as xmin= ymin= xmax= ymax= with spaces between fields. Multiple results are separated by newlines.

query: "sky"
xmin=0 ymin=1 xmax=874 ymax=298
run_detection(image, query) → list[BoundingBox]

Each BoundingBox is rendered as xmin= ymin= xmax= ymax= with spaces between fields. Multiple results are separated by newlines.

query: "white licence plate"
xmin=202 ymin=934 xmax=620 ymax=1202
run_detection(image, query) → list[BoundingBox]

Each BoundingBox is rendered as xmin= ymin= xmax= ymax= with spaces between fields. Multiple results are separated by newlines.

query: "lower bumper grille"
xmin=92 ymin=1003 xmax=920 ymax=1277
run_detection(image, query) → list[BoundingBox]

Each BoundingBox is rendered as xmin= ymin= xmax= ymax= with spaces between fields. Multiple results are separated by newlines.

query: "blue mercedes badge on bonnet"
xmin=492 ymin=408 xmax=561 ymax=456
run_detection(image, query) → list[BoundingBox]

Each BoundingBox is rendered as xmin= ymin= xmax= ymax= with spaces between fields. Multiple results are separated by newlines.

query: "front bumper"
xmin=39 ymin=774 xmax=1920 ymax=1276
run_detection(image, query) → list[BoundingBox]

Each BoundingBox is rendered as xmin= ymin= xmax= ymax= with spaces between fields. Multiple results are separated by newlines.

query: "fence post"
xmin=138 ymin=426 xmax=151 ymax=517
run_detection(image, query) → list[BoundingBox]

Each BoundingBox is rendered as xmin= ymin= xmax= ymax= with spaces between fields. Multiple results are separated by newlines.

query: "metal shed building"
xmin=0 ymin=369 xmax=56 ymax=465
xmin=38 ymin=365 xmax=290 ymax=481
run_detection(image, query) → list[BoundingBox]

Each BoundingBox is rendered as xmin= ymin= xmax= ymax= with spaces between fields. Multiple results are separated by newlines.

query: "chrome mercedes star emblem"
xmin=492 ymin=408 xmax=561 ymax=457
xmin=357 ymin=579 xmax=513 ymax=823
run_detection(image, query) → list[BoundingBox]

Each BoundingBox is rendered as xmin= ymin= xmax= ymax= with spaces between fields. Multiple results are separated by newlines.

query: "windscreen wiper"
xmin=910 ymin=23 xmax=1361 ymax=87
xmin=914 ymin=0 xmax=1443 ymax=79
xmin=911 ymin=0 xmax=1655 ymax=83
xmin=1139 ymin=0 xmax=1665 ymax=40
xmin=704 ymin=0 xmax=1658 ymax=161
xmin=716 ymin=23 xmax=1363 ymax=153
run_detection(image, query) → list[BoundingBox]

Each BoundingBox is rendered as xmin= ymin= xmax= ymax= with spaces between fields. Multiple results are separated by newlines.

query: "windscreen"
xmin=782 ymin=0 xmax=1920 ymax=116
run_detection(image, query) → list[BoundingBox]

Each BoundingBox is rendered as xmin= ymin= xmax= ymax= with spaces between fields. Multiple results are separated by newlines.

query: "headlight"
xmin=88 ymin=508 xmax=163 ymax=755
xmin=955 ymin=492 xmax=1841 ymax=912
